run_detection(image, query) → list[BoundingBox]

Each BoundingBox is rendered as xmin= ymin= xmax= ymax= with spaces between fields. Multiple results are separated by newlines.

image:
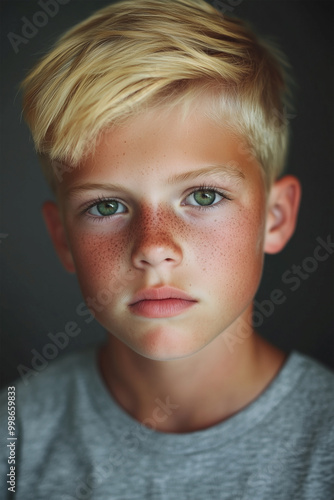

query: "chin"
xmin=124 ymin=328 xmax=210 ymax=362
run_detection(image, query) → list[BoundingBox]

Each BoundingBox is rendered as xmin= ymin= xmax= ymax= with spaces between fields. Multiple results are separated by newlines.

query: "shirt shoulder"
xmin=0 ymin=346 xmax=100 ymax=432
xmin=255 ymin=351 xmax=334 ymax=466
xmin=285 ymin=351 xmax=334 ymax=411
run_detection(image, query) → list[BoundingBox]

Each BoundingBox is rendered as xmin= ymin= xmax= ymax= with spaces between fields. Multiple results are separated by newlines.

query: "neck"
xmin=99 ymin=309 xmax=286 ymax=433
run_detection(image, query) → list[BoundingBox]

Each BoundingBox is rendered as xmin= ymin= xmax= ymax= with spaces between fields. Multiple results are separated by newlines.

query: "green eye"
xmin=194 ymin=190 xmax=216 ymax=206
xmin=186 ymin=189 xmax=223 ymax=207
xmin=97 ymin=201 xmax=119 ymax=216
xmin=88 ymin=200 xmax=126 ymax=217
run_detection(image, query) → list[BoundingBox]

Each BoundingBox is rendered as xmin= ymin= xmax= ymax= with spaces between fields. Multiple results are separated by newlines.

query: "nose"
xmin=130 ymin=208 xmax=183 ymax=270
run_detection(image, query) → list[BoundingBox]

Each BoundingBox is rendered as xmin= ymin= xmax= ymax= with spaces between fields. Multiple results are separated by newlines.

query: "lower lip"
xmin=129 ymin=299 xmax=196 ymax=318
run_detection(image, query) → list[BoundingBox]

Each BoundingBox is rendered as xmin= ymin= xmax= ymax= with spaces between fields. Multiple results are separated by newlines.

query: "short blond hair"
xmin=21 ymin=0 xmax=292 ymax=192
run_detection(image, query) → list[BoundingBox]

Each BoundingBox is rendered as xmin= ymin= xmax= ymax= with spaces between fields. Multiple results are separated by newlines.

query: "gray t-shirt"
xmin=1 ymin=346 xmax=334 ymax=500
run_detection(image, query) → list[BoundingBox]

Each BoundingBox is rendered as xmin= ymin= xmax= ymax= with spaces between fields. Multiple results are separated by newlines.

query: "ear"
xmin=41 ymin=201 xmax=76 ymax=273
xmin=264 ymin=175 xmax=301 ymax=254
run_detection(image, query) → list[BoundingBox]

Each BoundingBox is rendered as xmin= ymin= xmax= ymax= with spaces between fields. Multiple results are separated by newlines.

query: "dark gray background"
xmin=1 ymin=0 xmax=333 ymax=388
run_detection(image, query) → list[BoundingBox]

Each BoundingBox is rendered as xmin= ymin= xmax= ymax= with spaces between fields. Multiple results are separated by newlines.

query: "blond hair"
xmin=21 ymin=0 xmax=292 ymax=192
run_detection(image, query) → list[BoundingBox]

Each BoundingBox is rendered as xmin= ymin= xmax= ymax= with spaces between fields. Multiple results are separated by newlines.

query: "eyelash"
xmin=81 ymin=185 xmax=231 ymax=223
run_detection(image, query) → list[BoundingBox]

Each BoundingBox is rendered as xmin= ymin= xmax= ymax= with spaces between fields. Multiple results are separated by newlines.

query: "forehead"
xmin=57 ymin=104 xmax=264 ymax=198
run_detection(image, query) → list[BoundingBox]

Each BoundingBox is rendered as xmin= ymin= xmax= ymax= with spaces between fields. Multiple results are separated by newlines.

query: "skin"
xmin=42 ymin=103 xmax=301 ymax=432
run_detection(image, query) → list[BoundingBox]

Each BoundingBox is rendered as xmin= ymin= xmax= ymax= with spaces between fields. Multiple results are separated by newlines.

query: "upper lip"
xmin=129 ymin=286 xmax=197 ymax=305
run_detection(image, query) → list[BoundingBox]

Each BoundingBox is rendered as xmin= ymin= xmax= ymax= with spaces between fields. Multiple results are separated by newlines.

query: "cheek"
xmin=188 ymin=208 xmax=265 ymax=301
xmin=67 ymin=229 xmax=130 ymax=297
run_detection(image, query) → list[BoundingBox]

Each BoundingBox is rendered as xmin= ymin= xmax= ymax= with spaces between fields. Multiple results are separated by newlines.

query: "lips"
xmin=130 ymin=286 xmax=196 ymax=303
xmin=129 ymin=286 xmax=197 ymax=318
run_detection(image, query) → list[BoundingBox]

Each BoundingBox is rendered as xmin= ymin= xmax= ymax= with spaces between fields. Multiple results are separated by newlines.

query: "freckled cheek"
xmin=67 ymin=230 xmax=129 ymax=296
xmin=188 ymin=214 xmax=264 ymax=294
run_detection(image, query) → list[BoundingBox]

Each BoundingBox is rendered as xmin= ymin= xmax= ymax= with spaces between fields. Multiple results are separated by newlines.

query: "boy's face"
xmin=55 ymin=104 xmax=268 ymax=360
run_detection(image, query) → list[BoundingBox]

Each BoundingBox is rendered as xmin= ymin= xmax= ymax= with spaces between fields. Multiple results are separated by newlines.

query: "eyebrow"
xmin=65 ymin=164 xmax=245 ymax=198
xmin=166 ymin=164 xmax=245 ymax=185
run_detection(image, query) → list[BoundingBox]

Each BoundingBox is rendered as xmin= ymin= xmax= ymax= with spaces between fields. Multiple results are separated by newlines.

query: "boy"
xmin=1 ymin=0 xmax=333 ymax=498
